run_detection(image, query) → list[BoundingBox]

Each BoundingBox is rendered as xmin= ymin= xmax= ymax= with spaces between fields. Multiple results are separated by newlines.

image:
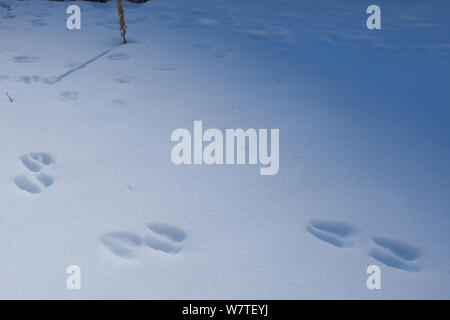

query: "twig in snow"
xmin=116 ymin=0 xmax=127 ymax=44
xmin=6 ymin=91 xmax=14 ymax=103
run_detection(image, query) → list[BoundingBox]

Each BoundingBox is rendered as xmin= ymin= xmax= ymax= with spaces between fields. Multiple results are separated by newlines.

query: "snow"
xmin=0 ymin=0 xmax=449 ymax=299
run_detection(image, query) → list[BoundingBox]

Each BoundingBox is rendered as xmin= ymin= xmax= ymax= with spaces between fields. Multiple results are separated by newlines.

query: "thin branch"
xmin=6 ymin=91 xmax=14 ymax=103
xmin=116 ymin=0 xmax=127 ymax=44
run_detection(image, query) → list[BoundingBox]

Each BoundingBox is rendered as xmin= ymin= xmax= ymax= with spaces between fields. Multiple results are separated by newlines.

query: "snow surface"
xmin=0 ymin=0 xmax=449 ymax=299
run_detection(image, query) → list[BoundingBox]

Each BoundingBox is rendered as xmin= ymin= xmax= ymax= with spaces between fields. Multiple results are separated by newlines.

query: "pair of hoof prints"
xmin=14 ymin=152 xmax=54 ymax=194
xmin=307 ymin=220 xmax=423 ymax=272
xmin=101 ymin=223 xmax=188 ymax=259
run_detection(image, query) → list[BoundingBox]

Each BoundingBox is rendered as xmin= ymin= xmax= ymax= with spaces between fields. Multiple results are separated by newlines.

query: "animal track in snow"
xmin=13 ymin=56 xmax=39 ymax=63
xmin=214 ymin=50 xmax=230 ymax=59
xmin=36 ymin=173 xmax=54 ymax=187
xmin=29 ymin=152 xmax=53 ymax=165
xmin=308 ymin=219 xmax=425 ymax=272
xmin=147 ymin=223 xmax=188 ymax=243
xmin=20 ymin=75 xmax=42 ymax=84
xmin=107 ymin=53 xmax=130 ymax=61
xmin=153 ymin=64 xmax=178 ymax=72
xmin=307 ymin=219 xmax=357 ymax=248
xmin=14 ymin=152 xmax=54 ymax=194
xmin=144 ymin=234 xmax=182 ymax=254
xmin=21 ymin=154 xmax=42 ymax=172
xmin=14 ymin=175 xmax=41 ymax=194
xmin=101 ymin=223 xmax=187 ymax=258
xmin=369 ymin=236 xmax=423 ymax=272
xmin=59 ymin=91 xmax=79 ymax=102
xmin=114 ymin=76 xmax=136 ymax=84
xmin=100 ymin=232 xmax=143 ymax=259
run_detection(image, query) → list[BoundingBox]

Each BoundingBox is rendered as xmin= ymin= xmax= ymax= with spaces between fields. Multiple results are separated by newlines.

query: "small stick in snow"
xmin=116 ymin=0 xmax=127 ymax=44
xmin=6 ymin=91 xmax=14 ymax=103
